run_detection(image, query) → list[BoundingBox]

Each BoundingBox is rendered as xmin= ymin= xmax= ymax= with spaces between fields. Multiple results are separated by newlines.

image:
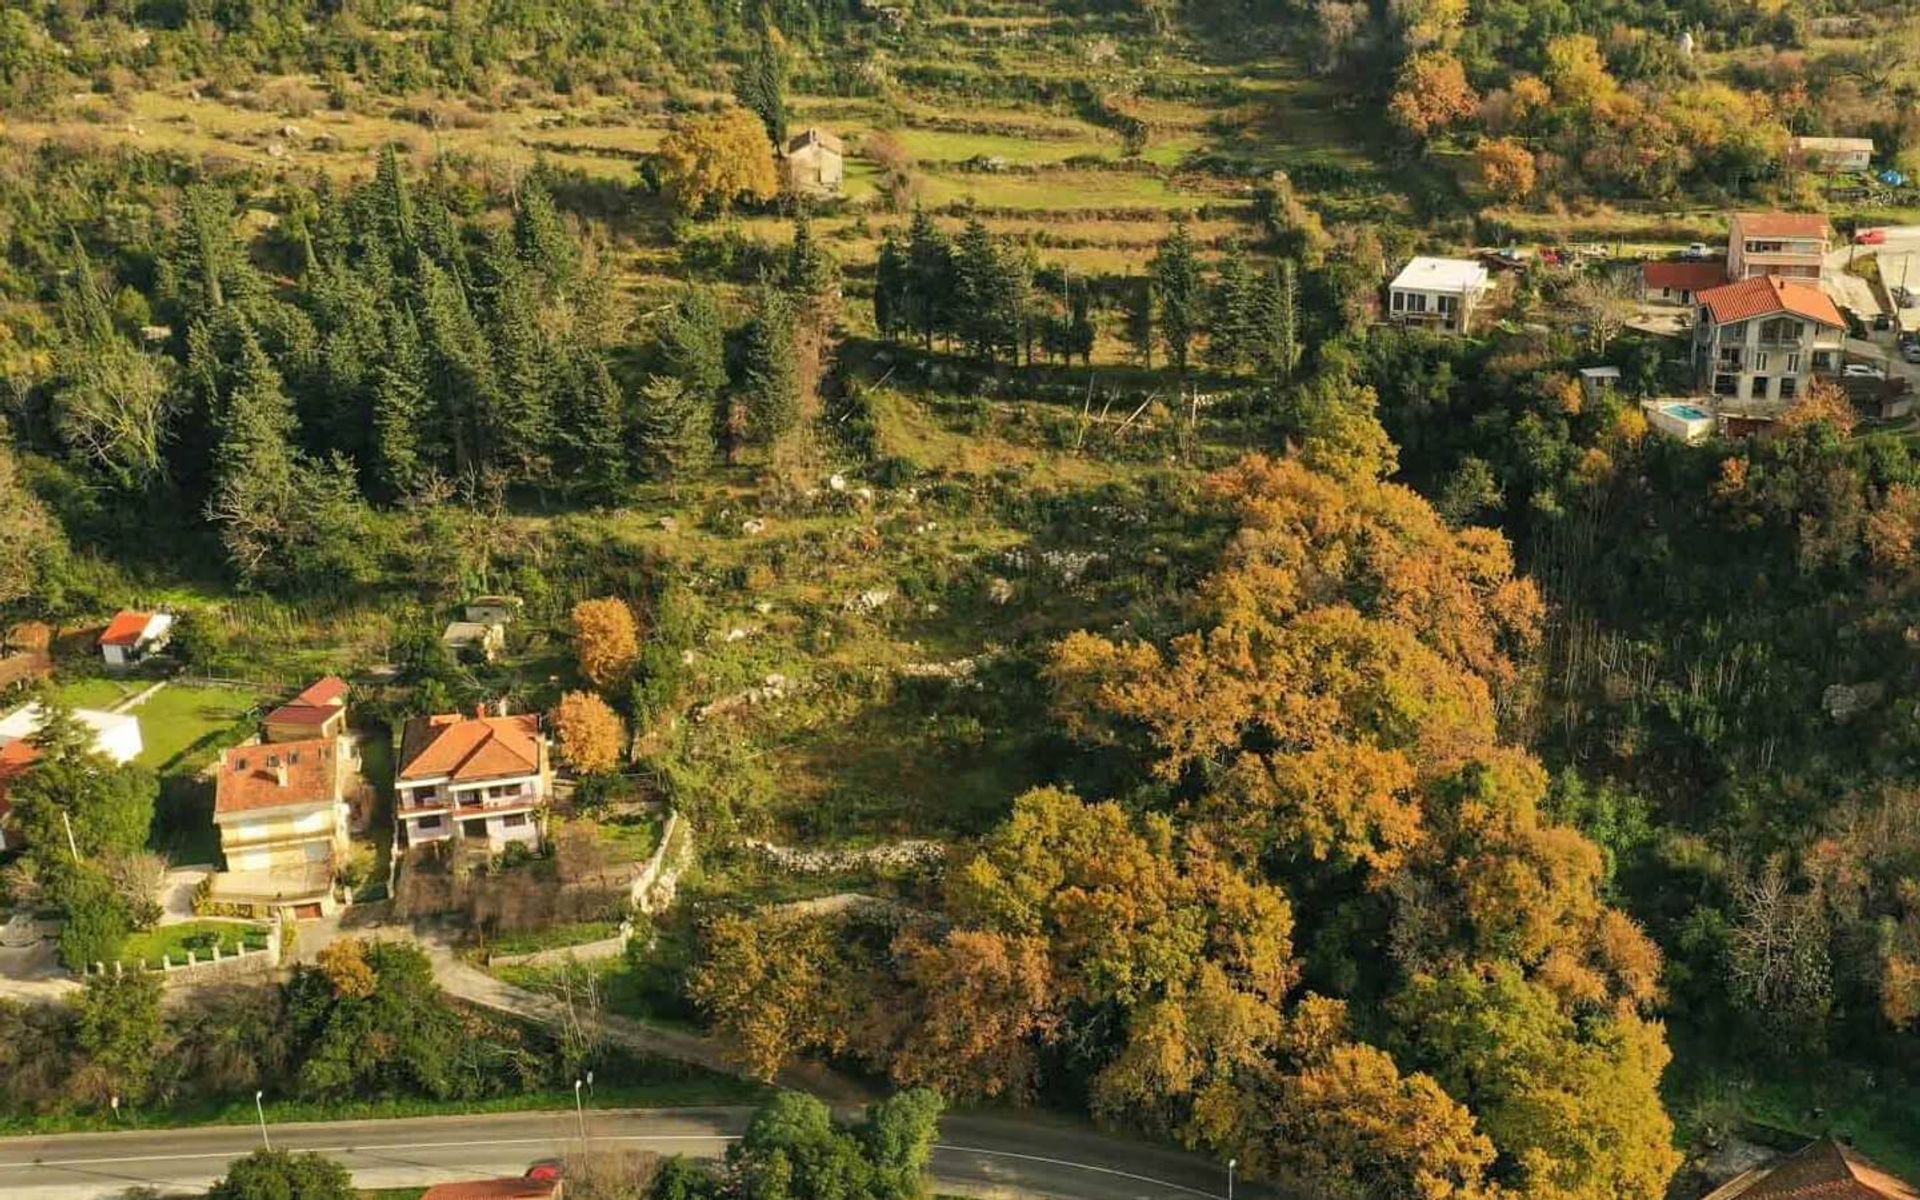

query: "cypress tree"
xmin=1253 ymin=258 xmax=1302 ymax=380
xmin=735 ymin=32 xmax=788 ymax=148
xmin=741 ymin=282 xmax=800 ymax=446
xmin=635 ymin=374 xmax=714 ymax=491
xmin=785 ymin=214 xmax=833 ymax=300
xmin=874 ymin=232 xmax=909 ymax=341
xmin=905 ymin=209 xmax=953 ymax=350
xmin=951 ymin=219 xmax=1001 ymax=362
xmin=1151 ymin=216 xmax=1201 ymax=374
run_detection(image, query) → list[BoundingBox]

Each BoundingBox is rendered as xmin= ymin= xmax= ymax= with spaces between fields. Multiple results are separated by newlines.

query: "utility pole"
xmin=61 ymin=810 xmax=80 ymax=864
xmin=1227 ymin=1158 xmax=1237 ymax=1200
xmin=573 ymin=1078 xmax=587 ymax=1145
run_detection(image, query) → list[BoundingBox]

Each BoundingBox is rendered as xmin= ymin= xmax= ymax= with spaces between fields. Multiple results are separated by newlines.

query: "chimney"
xmin=275 ymin=763 xmax=289 ymax=787
xmin=495 ymin=697 xmax=510 ymax=717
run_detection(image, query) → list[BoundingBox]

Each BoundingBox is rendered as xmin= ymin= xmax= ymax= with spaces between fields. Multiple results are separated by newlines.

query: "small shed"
xmin=463 ymin=596 xmax=523 ymax=625
xmin=442 ymin=621 xmax=506 ymax=663
xmin=1579 ymin=366 xmax=1623 ymax=406
xmin=785 ymin=128 xmax=845 ymax=198
xmin=98 ymin=610 xmax=174 ymax=668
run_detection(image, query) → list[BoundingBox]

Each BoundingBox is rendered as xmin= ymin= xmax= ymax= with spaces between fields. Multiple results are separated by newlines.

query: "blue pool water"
xmin=1669 ymin=405 xmax=1710 ymax=420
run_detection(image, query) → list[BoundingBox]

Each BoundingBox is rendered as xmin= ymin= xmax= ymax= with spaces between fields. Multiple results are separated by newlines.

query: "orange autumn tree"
xmin=570 ymin=597 xmax=641 ymax=690
xmin=1047 ymin=451 xmax=1677 ymax=1199
xmin=551 ymin=690 xmax=626 ymax=774
xmin=1388 ymin=51 xmax=1479 ymax=143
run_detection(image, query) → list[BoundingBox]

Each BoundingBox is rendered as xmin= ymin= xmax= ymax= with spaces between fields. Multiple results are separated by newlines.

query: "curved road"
xmin=0 ymin=1106 xmax=1261 ymax=1199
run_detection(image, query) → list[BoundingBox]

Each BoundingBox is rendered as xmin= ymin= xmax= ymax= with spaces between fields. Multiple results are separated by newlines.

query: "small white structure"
xmin=441 ymin=621 xmax=506 ymax=662
xmin=1579 ymin=366 xmax=1623 ymax=406
xmin=1644 ymin=400 xmax=1717 ymax=444
xmin=1788 ymin=136 xmax=1874 ymax=174
xmin=462 ymin=596 xmax=523 ymax=625
xmin=1388 ymin=256 xmax=1491 ymax=334
xmin=0 ymin=703 xmax=143 ymax=764
xmin=97 ymin=610 xmax=173 ymax=668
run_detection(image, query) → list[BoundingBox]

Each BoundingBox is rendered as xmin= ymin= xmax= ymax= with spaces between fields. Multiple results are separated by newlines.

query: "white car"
xmin=1843 ymin=363 xmax=1887 ymax=379
xmin=1681 ymin=243 xmax=1710 ymax=260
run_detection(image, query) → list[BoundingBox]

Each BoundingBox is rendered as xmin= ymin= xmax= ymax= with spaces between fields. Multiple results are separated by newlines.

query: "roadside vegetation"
xmin=2 ymin=0 xmax=1920 ymax=1197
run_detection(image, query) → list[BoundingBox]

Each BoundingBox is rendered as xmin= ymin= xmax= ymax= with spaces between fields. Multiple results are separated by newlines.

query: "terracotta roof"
xmin=99 ymin=611 xmax=153 ymax=647
xmin=399 ymin=713 xmax=542 ymax=783
xmin=1709 ymin=1138 xmax=1919 ymax=1200
xmin=266 ymin=676 xmax=349 ymax=727
xmin=1733 ymin=212 xmax=1833 ymax=240
xmin=215 ymin=737 xmax=343 ymax=816
xmin=1697 ymin=275 xmax=1844 ymax=328
xmin=420 ymin=1179 xmax=559 ymax=1200
xmin=788 ymin=127 xmax=844 ymax=155
xmin=1644 ymin=261 xmax=1729 ymax=292
xmin=0 ymin=739 xmax=39 ymax=807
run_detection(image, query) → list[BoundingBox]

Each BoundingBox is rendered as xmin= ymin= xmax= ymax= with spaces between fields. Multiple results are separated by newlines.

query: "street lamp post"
xmin=254 ymin=1091 xmax=272 ymax=1151
xmin=1227 ymin=1158 xmax=1237 ymax=1200
xmin=585 ymin=1070 xmax=594 ymax=1103
xmin=573 ymin=1078 xmax=587 ymax=1144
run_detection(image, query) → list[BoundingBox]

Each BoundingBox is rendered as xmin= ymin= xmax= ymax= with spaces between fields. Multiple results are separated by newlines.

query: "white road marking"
xmin=933 ymin=1143 xmax=1223 ymax=1200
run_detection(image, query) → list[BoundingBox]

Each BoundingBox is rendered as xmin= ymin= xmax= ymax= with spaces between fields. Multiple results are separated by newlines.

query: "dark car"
xmin=1876 ymin=313 xmax=1895 ymax=331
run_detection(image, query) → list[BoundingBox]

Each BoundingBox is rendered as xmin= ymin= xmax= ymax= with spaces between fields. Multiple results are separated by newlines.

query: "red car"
xmin=1856 ymin=228 xmax=1888 ymax=245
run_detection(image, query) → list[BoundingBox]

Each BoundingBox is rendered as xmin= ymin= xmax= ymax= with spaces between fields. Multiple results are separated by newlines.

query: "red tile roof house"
xmin=209 ymin=735 xmax=354 ymax=919
xmin=264 ymin=676 xmax=350 ymax=744
xmin=420 ymin=1176 xmax=562 ymax=1199
xmin=0 ymin=740 xmax=39 ymax=851
xmin=396 ymin=711 xmax=550 ymax=856
xmin=96 ymin=610 xmax=174 ymax=668
xmin=1693 ymin=275 xmax=1847 ymax=419
xmin=1727 ymin=212 xmax=1832 ymax=282
xmin=1704 ymin=1136 xmax=1917 ymax=1200
xmin=1643 ymin=260 xmax=1732 ymax=308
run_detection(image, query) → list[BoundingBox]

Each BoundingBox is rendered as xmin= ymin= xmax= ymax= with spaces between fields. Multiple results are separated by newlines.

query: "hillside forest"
xmin=2 ymin=0 xmax=1920 ymax=1198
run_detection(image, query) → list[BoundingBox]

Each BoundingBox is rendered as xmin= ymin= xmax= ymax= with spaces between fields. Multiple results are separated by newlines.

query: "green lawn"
xmin=125 ymin=683 xmax=263 ymax=773
xmin=120 ymin=919 xmax=269 ymax=967
xmin=48 ymin=677 xmax=143 ymax=711
xmin=483 ymin=920 xmax=622 ymax=959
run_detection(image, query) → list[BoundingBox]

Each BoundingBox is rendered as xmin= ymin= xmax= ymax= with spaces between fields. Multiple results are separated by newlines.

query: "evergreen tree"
xmin=371 ymin=306 xmax=430 ymax=498
xmin=419 ymin=260 xmax=498 ymax=477
xmin=1067 ymin=277 xmax=1096 ymax=367
xmin=951 ymin=219 xmax=1003 ymax=362
xmin=554 ymin=352 xmax=628 ymax=499
xmin=1151 ymin=217 xmax=1201 ymax=373
xmin=158 ymin=185 xmax=263 ymax=322
xmin=660 ymin=286 xmax=730 ymax=405
xmin=1253 ymin=258 xmax=1302 ymax=380
xmin=874 ymin=232 xmax=909 ymax=341
xmin=636 ymin=374 xmax=714 ymax=491
xmin=1205 ymin=245 xmax=1257 ymax=375
xmin=785 ymin=214 xmax=834 ymax=300
xmin=905 ymin=210 xmax=954 ymax=350
xmin=369 ymin=142 xmax=415 ymax=262
xmin=206 ymin=322 xmax=299 ymax=579
xmin=741 ymin=281 xmax=800 ymax=446
xmin=735 ymin=32 xmax=788 ymax=149
xmin=485 ymin=265 xmax=556 ymax=487
xmin=1123 ymin=274 xmax=1155 ymax=369
xmin=512 ymin=170 xmax=578 ymax=293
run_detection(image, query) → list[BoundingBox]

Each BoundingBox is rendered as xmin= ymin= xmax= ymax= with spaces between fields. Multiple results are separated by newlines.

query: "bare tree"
xmin=1728 ymin=860 xmax=1832 ymax=1034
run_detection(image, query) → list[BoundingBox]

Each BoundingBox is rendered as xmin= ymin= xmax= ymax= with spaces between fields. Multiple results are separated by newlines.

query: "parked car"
xmin=1899 ymin=287 xmax=1919 ymax=309
xmin=1844 ymin=363 xmax=1887 ymax=379
xmin=1905 ymin=343 xmax=1920 ymax=365
xmin=1682 ymin=242 xmax=1710 ymax=260
xmin=1856 ymin=228 xmax=1889 ymax=246
xmin=1875 ymin=313 xmax=1895 ymax=331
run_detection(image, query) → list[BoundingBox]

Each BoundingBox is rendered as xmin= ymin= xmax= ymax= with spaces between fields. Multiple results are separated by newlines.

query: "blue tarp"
xmin=1881 ymin=169 xmax=1909 ymax=187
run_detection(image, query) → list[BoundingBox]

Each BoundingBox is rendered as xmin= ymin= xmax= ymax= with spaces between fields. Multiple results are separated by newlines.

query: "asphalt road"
xmin=0 ymin=1106 xmax=1254 ymax=1199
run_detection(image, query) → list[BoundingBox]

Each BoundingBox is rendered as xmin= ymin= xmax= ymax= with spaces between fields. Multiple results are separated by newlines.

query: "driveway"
xmin=156 ymin=867 xmax=212 ymax=925
xmin=0 ymin=941 xmax=79 ymax=1001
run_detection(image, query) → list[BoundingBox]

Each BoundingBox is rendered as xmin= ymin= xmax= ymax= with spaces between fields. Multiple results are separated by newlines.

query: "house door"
xmin=462 ymin=819 xmax=488 ymax=840
xmin=294 ymin=903 xmax=323 ymax=920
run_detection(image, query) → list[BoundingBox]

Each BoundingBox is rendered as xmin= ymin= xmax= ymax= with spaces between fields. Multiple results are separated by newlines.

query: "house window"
xmin=503 ymin=812 xmax=529 ymax=828
xmin=417 ymin=815 xmax=444 ymax=831
xmin=1752 ymin=376 xmax=1770 ymax=400
xmin=1436 ymin=294 xmax=1457 ymax=315
xmin=1714 ymin=374 xmax=1740 ymax=396
xmin=1780 ymin=377 xmax=1799 ymax=400
xmin=1787 ymin=353 xmax=1801 ymax=374
xmin=1755 ymin=352 xmax=1769 ymax=372
xmin=1760 ymin=317 xmax=1802 ymax=343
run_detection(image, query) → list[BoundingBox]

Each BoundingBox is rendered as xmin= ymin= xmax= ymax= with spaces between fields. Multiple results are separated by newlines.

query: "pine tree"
xmin=1067 ymin=278 xmax=1096 ymax=367
xmin=419 ymin=260 xmax=497 ymax=477
xmin=158 ymin=185 xmax=263 ymax=321
xmin=741 ymin=282 xmax=800 ymax=446
xmin=660 ymin=286 xmax=730 ymax=404
xmin=905 ymin=209 xmax=954 ymax=350
xmin=555 ymin=353 xmax=628 ymax=499
xmin=635 ymin=374 xmax=714 ymax=490
xmin=785 ymin=214 xmax=834 ymax=299
xmin=1152 ymin=216 xmax=1201 ymax=374
xmin=951 ymin=219 xmax=1002 ymax=362
xmin=485 ymin=266 xmax=555 ymax=487
xmin=1123 ymin=275 xmax=1155 ymax=369
xmin=206 ymin=323 xmax=299 ymax=580
xmin=874 ymin=232 xmax=909 ymax=341
xmin=512 ymin=170 xmax=578 ymax=293
xmin=1253 ymin=258 xmax=1302 ymax=380
xmin=369 ymin=142 xmax=415 ymax=261
xmin=371 ymin=306 xmax=430 ymax=499
xmin=735 ymin=32 xmax=788 ymax=149
xmin=1206 ymin=245 xmax=1257 ymax=375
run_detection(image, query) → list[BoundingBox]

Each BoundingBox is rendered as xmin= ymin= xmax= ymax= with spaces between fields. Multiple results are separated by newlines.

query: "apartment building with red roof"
xmin=210 ymin=735 xmax=354 ymax=918
xmin=1727 ymin=212 xmax=1832 ymax=281
xmin=264 ymin=676 xmax=350 ymax=744
xmin=396 ymin=710 xmax=550 ymax=854
xmin=1693 ymin=275 xmax=1847 ymax=414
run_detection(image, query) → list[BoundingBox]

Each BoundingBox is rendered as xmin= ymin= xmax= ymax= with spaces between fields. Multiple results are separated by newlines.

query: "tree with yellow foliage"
xmin=1476 ymin=137 xmax=1537 ymax=202
xmin=655 ymin=107 xmax=780 ymax=216
xmin=570 ymin=597 xmax=641 ymax=690
xmin=551 ymin=690 xmax=626 ymax=774
xmin=1388 ymin=51 xmax=1479 ymax=142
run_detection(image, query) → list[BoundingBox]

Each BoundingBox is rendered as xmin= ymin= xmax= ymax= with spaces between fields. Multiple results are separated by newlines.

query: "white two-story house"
xmin=395 ymin=711 xmax=550 ymax=855
xmin=1387 ymin=256 xmax=1491 ymax=335
xmin=1694 ymin=275 xmax=1846 ymax=416
xmin=1727 ymin=213 xmax=1831 ymax=282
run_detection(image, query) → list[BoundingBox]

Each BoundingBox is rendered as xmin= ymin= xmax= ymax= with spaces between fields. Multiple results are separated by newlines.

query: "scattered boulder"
xmin=1823 ymin=681 xmax=1885 ymax=722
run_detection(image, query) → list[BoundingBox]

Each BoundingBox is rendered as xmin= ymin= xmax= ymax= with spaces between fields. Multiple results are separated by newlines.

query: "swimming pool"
xmin=1669 ymin=404 xmax=1710 ymax=420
